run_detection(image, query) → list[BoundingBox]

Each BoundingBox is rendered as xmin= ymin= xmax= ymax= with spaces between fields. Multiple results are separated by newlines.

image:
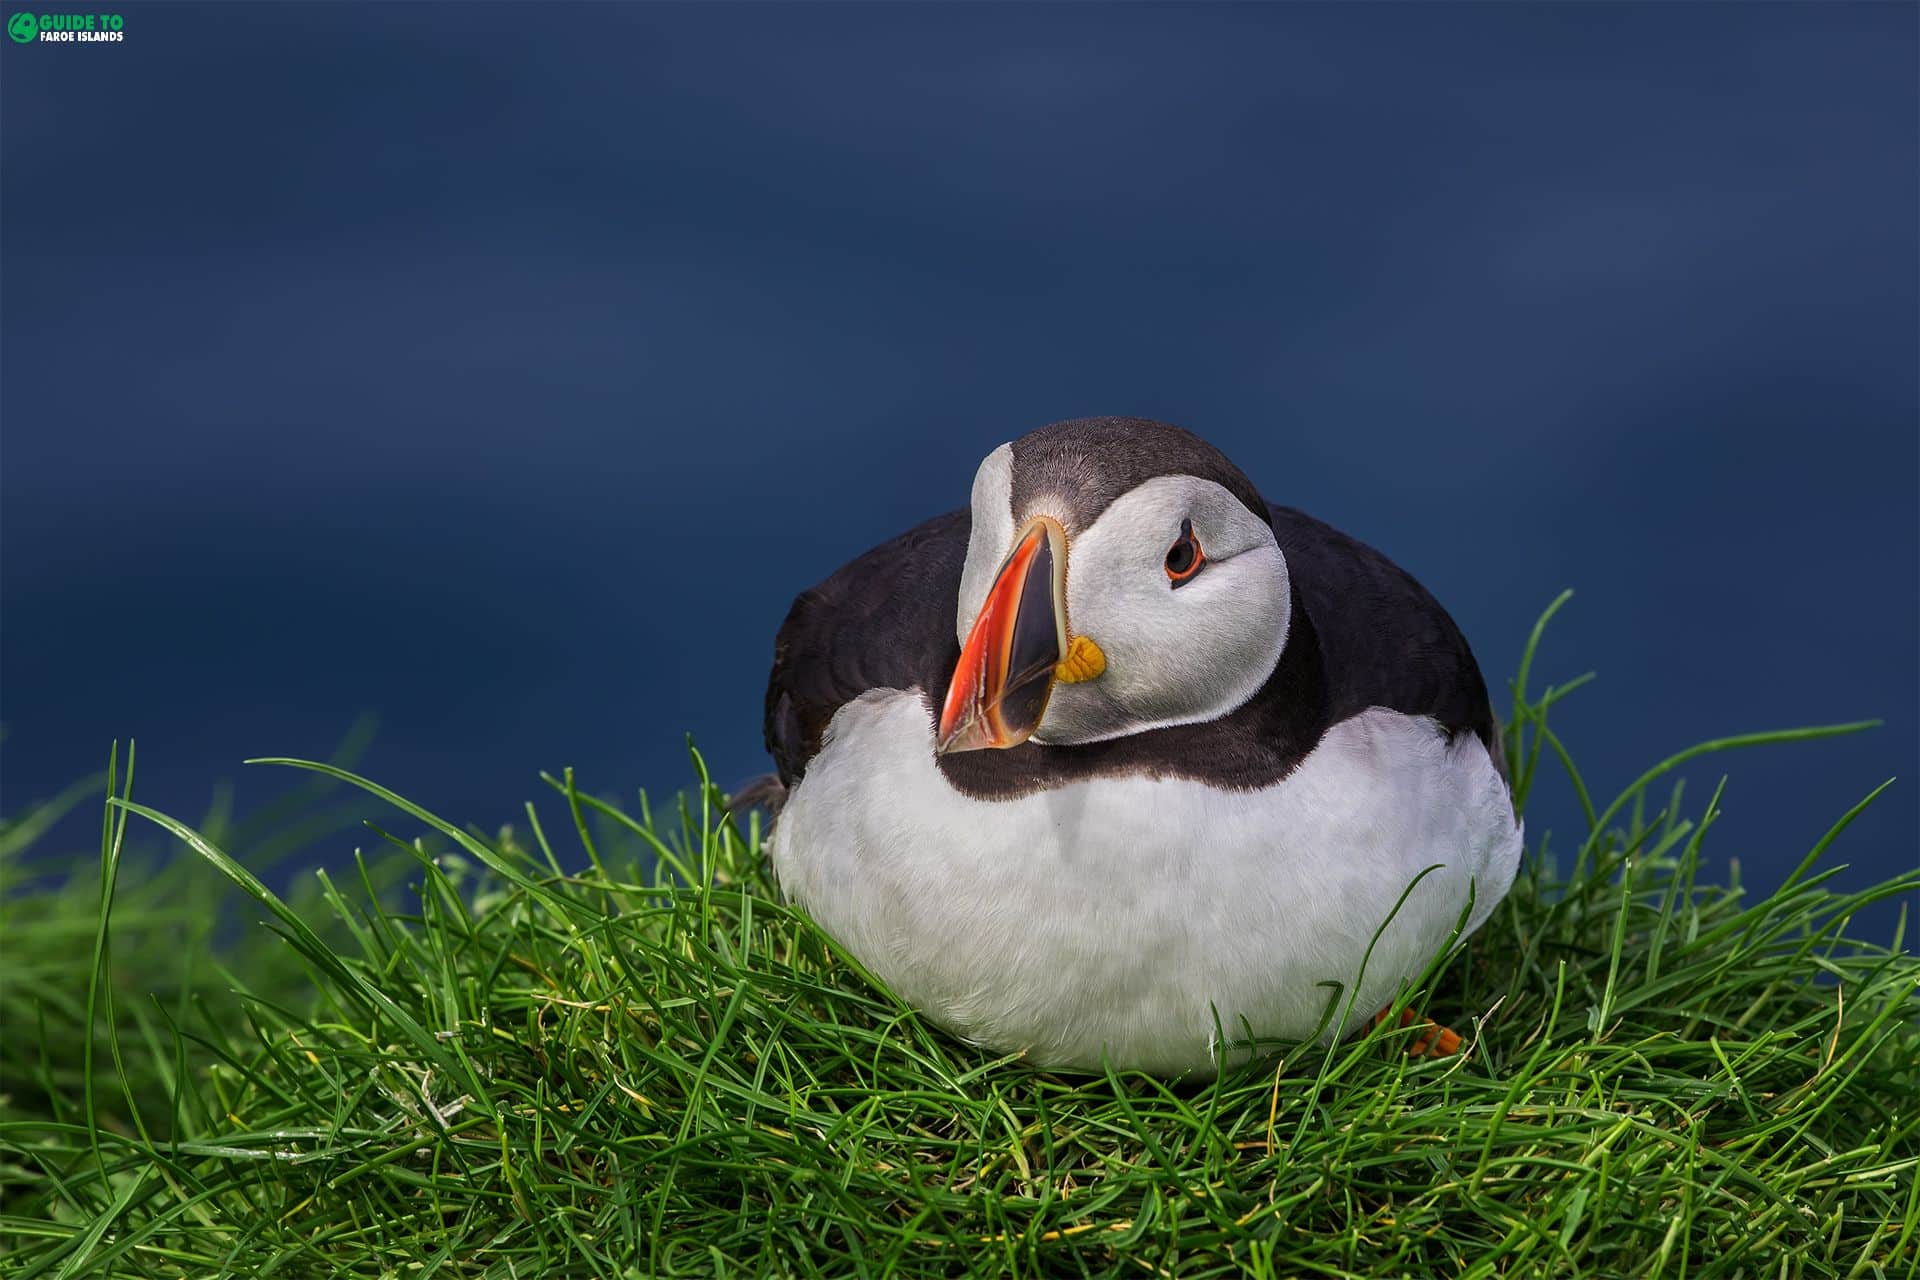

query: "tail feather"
xmin=726 ymin=773 xmax=788 ymax=821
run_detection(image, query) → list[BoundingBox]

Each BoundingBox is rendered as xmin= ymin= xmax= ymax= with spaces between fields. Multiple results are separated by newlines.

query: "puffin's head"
xmin=939 ymin=417 xmax=1291 ymax=752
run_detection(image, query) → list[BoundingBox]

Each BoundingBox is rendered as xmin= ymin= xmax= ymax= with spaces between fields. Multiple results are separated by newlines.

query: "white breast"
xmin=770 ymin=690 xmax=1523 ymax=1075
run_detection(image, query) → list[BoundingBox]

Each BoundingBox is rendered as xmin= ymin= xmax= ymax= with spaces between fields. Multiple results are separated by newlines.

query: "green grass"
xmin=3 ymin=598 xmax=1917 ymax=1278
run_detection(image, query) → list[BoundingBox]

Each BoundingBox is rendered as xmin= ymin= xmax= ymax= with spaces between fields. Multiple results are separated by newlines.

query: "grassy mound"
xmin=3 ymin=601 xmax=1916 ymax=1278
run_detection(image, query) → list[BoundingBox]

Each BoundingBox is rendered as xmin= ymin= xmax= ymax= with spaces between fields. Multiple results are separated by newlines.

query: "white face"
xmin=956 ymin=445 xmax=1292 ymax=745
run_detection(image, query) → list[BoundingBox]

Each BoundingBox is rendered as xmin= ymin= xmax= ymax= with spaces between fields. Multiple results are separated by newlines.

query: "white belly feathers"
xmin=769 ymin=689 xmax=1523 ymax=1076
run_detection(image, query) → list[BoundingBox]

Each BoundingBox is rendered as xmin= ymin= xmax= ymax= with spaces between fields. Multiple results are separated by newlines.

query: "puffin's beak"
xmin=938 ymin=516 xmax=1069 ymax=754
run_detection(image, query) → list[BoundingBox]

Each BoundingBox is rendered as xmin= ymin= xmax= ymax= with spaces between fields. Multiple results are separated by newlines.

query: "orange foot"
xmin=1371 ymin=1007 xmax=1463 ymax=1058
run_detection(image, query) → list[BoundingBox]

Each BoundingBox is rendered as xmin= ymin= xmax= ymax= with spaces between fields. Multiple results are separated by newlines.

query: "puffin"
xmin=759 ymin=417 xmax=1522 ymax=1076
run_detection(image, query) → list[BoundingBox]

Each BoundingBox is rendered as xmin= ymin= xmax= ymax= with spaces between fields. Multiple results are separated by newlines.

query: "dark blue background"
xmin=4 ymin=4 xmax=1915 ymax=931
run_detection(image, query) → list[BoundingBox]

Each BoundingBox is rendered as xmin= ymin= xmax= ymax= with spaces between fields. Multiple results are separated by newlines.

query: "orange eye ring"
xmin=1164 ymin=518 xmax=1205 ymax=585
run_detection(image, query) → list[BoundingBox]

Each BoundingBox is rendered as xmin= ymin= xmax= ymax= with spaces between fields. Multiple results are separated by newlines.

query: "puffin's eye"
xmin=1164 ymin=518 xmax=1204 ymax=586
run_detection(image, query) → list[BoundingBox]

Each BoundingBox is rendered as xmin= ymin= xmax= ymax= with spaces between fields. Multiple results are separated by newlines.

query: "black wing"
xmin=763 ymin=508 xmax=971 ymax=787
xmin=1268 ymin=503 xmax=1497 ymax=754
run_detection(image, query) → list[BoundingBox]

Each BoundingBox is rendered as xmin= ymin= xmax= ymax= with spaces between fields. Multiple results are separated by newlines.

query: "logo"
xmin=8 ymin=11 xmax=124 ymax=43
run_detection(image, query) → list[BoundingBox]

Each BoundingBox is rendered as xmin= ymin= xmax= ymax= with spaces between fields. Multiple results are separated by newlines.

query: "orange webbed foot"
xmin=1371 ymin=1006 xmax=1463 ymax=1058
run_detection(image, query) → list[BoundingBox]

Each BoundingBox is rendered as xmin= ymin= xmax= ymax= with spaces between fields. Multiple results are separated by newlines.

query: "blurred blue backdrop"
xmin=3 ymin=4 xmax=1914 ymax=931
